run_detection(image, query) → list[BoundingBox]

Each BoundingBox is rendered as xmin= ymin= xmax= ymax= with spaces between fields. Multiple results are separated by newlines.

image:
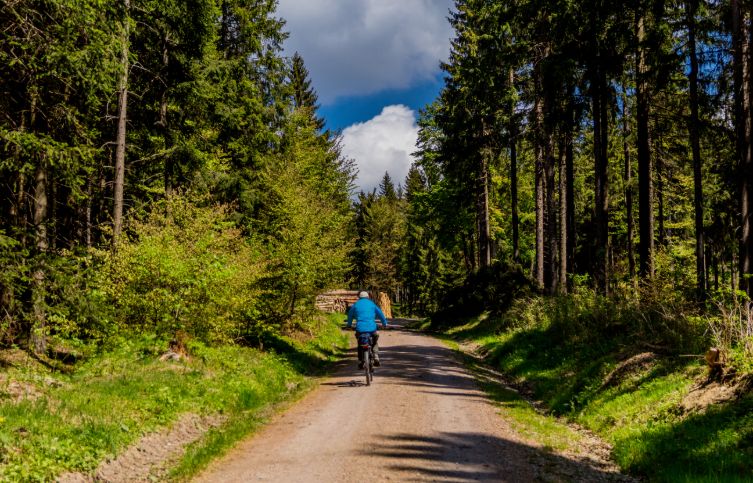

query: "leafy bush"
xmin=491 ymin=286 xmax=707 ymax=354
xmin=98 ymin=195 xmax=268 ymax=343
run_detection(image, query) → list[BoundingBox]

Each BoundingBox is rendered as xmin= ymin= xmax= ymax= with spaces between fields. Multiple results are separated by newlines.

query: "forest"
xmin=0 ymin=0 xmax=355 ymax=352
xmin=358 ymin=0 xmax=753 ymax=371
xmin=1 ymin=0 xmax=753 ymax=479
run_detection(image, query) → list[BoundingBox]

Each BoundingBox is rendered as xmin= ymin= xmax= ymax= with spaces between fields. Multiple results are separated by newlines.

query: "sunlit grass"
xmin=437 ymin=298 xmax=753 ymax=482
xmin=0 ymin=314 xmax=348 ymax=481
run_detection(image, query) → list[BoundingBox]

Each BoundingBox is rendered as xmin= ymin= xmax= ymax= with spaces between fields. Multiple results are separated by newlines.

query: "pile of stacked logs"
xmin=315 ymin=290 xmax=392 ymax=318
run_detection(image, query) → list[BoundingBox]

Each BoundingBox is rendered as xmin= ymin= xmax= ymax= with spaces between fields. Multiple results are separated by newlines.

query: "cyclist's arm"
xmin=375 ymin=306 xmax=388 ymax=328
xmin=346 ymin=305 xmax=356 ymax=328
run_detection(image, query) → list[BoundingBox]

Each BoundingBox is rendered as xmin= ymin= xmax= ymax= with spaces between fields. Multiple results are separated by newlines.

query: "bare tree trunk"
xmin=478 ymin=144 xmax=492 ymax=269
xmin=31 ymin=162 xmax=48 ymax=354
xmin=637 ymin=12 xmax=655 ymax=278
xmin=85 ymin=176 xmax=93 ymax=248
xmin=559 ymin=135 xmax=568 ymax=293
xmin=113 ymin=0 xmax=130 ymax=243
xmin=13 ymin=109 xmax=28 ymax=247
xmin=566 ymin=102 xmax=576 ymax=287
xmin=657 ymin=156 xmax=666 ymax=246
xmin=534 ymin=68 xmax=545 ymax=289
xmin=511 ymin=138 xmax=519 ymax=262
xmin=713 ymin=247 xmax=719 ymax=291
xmin=622 ymin=89 xmax=636 ymax=280
xmin=737 ymin=2 xmax=753 ymax=298
xmin=545 ymin=126 xmax=557 ymax=294
xmin=593 ymin=61 xmax=610 ymax=295
xmin=687 ymin=0 xmax=706 ymax=297
xmin=160 ymin=31 xmax=174 ymax=197
xmin=510 ymin=67 xmax=520 ymax=263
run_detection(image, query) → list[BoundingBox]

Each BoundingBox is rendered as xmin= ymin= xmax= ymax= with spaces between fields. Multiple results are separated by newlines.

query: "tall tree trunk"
xmin=510 ymin=69 xmax=520 ymax=262
xmin=477 ymin=147 xmax=491 ymax=269
xmin=637 ymin=12 xmax=655 ymax=278
xmin=736 ymin=1 xmax=753 ymax=298
xmin=160 ymin=31 xmax=174 ymax=197
xmin=24 ymin=90 xmax=46 ymax=354
xmin=593 ymin=61 xmax=610 ymax=295
xmin=622 ymin=89 xmax=636 ymax=280
xmin=545 ymin=124 xmax=557 ymax=294
xmin=600 ymin=67 xmax=610 ymax=291
xmin=113 ymin=0 xmax=130 ymax=243
xmin=559 ymin=135 xmax=568 ymax=294
xmin=534 ymin=67 xmax=545 ymax=289
xmin=13 ymin=108 xmax=28 ymax=247
xmin=687 ymin=0 xmax=706 ymax=297
xmin=657 ymin=156 xmax=666 ymax=245
xmin=566 ymin=101 xmax=576 ymax=286
xmin=85 ymin=176 xmax=93 ymax=248
xmin=510 ymin=138 xmax=519 ymax=262
xmin=31 ymin=162 xmax=48 ymax=354
xmin=713 ymin=247 xmax=719 ymax=291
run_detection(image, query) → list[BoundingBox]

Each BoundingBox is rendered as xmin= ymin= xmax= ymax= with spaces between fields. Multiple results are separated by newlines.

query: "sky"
xmin=276 ymin=0 xmax=455 ymax=194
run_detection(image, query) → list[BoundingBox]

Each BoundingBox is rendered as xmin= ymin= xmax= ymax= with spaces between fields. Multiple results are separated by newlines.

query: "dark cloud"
xmin=278 ymin=0 xmax=454 ymax=104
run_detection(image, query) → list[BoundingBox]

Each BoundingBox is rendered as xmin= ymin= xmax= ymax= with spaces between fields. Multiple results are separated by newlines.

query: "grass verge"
xmin=169 ymin=314 xmax=348 ymax=480
xmin=440 ymin=336 xmax=588 ymax=456
xmin=436 ymin=297 xmax=753 ymax=482
xmin=0 ymin=313 xmax=348 ymax=482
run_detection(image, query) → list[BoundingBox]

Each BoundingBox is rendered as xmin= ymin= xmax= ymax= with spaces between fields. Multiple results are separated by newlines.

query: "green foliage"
xmin=289 ymin=52 xmax=325 ymax=131
xmin=440 ymin=294 xmax=753 ymax=482
xmin=350 ymin=180 xmax=408 ymax=297
xmin=0 ymin=232 xmax=26 ymax=344
xmin=253 ymin=113 xmax=353 ymax=324
xmin=433 ymin=261 xmax=533 ymax=326
xmin=98 ymin=195 xmax=266 ymax=343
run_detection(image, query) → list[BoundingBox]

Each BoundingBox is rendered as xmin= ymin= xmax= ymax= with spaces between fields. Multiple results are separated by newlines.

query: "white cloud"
xmin=340 ymin=105 xmax=418 ymax=194
xmin=277 ymin=0 xmax=454 ymax=103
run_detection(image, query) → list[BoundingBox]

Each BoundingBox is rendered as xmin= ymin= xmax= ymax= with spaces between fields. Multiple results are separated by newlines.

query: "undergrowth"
xmin=439 ymin=292 xmax=753 ymax=482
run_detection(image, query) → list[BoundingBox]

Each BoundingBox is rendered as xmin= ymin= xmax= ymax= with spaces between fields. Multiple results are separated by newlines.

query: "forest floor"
xmin=196 ymin=319 xmax=634 ymax=482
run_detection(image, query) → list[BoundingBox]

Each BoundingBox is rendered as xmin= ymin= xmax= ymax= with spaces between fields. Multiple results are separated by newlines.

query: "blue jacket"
xmin=346 ymin=298 xmax=388 ymax=333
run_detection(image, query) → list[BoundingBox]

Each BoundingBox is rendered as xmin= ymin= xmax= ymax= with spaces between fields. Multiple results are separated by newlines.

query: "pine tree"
xmin=379 ymin=172 xmax=398 ymax=201
xmin=290 ymin=52 xmax=325 ymax=131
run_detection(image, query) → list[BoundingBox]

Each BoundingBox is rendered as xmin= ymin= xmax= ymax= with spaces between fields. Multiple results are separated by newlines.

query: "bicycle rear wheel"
xmin=363 ymin=350 xmax=371 ymax=386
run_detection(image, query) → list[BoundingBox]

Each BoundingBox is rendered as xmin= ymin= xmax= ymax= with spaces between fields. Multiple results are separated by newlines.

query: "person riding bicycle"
xmin=346 ymin=291 xmax=388 ymax=369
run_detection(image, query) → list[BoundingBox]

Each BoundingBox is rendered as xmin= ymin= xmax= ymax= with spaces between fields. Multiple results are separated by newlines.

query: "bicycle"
xmin=357 ymin=332 xmax=376 ymax=386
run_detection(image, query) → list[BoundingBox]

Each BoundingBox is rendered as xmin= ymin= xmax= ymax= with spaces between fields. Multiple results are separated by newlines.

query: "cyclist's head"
xmin=358 ymin=291 xmax=369 ymax=299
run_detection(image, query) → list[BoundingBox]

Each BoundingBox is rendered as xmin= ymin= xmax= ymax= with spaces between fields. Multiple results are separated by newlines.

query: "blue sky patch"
xmin=321 ymin=75 xmax=444 ymax=132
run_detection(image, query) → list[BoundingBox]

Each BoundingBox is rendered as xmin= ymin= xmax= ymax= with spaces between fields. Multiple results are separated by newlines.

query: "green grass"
xmin=441 ymin=337 xmax=586 ymax=455
xmin=0 ymin=314 xmax=348 ymax=482
xmin=169 ymin=314 xmax=348 ymax=480
xmin=438 ymin=299 xmax=753 ymax=482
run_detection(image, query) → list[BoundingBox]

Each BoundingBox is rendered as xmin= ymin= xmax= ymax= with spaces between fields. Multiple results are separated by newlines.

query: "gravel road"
xmin=195 ymin=320 xmax=630 ymax=482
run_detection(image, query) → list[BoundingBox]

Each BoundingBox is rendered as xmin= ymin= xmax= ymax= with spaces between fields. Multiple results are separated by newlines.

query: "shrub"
xmin=98 ymin=195 xmax=268 ymax=343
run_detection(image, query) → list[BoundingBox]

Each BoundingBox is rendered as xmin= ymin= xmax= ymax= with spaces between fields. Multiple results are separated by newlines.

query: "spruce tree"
xmin=290 ymin=52 xmax=325 ymax=131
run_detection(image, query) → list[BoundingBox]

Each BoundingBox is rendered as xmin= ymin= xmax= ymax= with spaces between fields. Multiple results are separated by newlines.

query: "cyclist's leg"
xmin=372 ymin=332 xmax=380 ymax=365
xmin=355 ymin=331 xmax=364 ymax=367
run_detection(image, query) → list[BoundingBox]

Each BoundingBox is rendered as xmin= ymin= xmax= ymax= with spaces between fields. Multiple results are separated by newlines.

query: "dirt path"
xmin=196 ymin=321 xmax=631 ymax=482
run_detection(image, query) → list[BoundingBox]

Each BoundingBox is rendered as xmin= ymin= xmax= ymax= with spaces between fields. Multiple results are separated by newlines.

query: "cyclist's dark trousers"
xmin=355 ymin=331 xmax=379 ymax=362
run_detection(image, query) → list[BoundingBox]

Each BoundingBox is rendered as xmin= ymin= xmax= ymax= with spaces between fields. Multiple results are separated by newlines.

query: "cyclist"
xmin=346 ymin=291 xmax=388 ymax=369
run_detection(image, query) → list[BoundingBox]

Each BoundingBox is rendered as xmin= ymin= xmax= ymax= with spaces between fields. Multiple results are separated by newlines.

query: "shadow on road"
xmin=324 ymin=332 xmax=489 ymax=395
xmin=324 ymin=324 xmax=635 ymax=482
xmin=363 ymin=432 xmax=634 ymax=482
